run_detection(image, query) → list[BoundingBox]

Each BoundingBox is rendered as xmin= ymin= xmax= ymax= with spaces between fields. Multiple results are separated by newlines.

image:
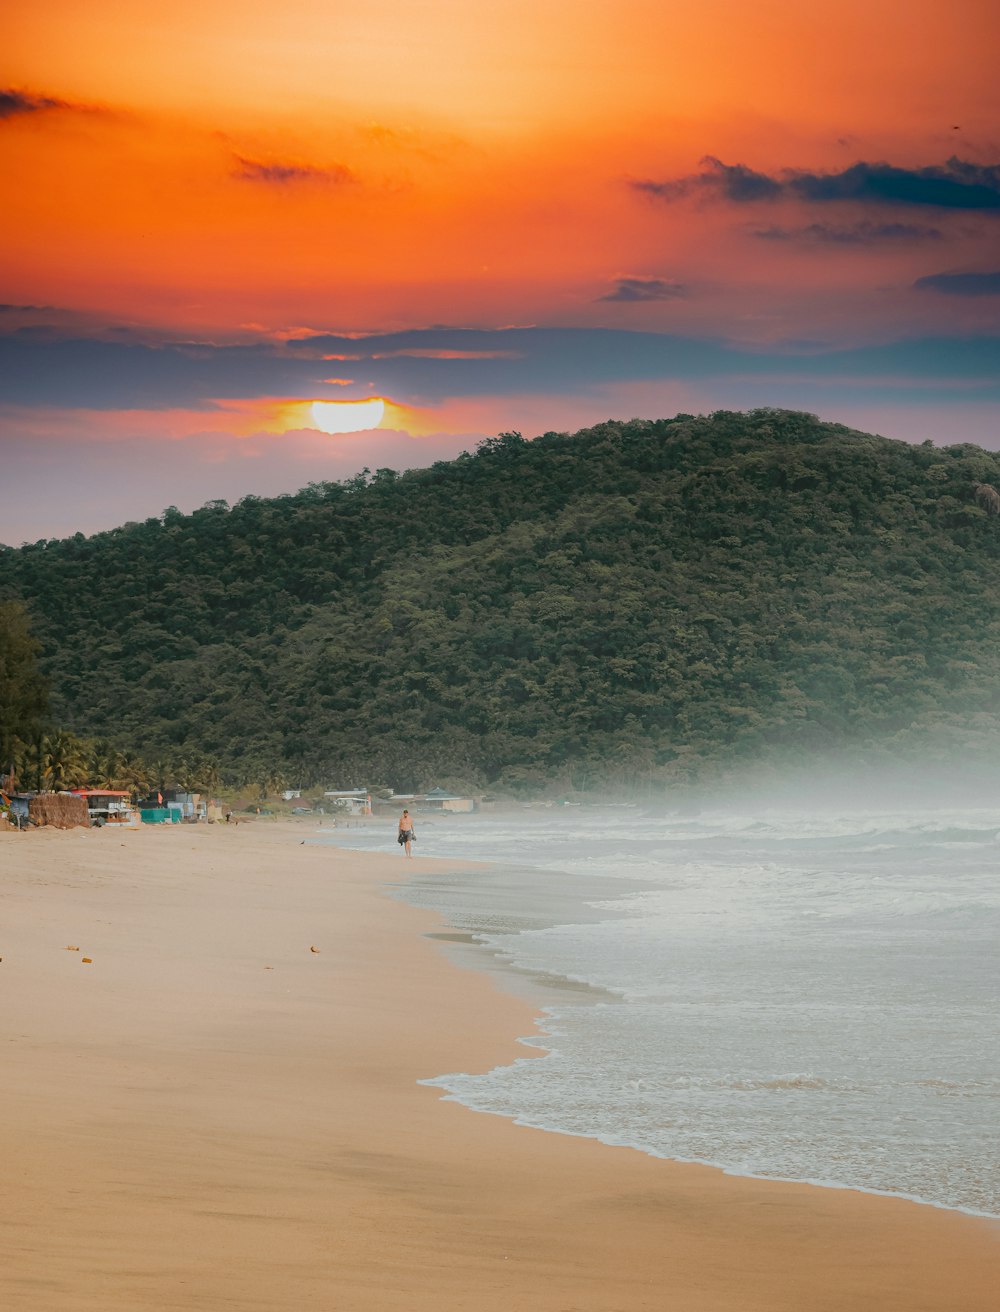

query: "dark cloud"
xmin=0 ymin=336 xmax=317 ymax=409
xmin=789 ymin=159 xmax=1000 ymax=209
xmin=599 ymin=278 xmax=686 ymax=302
xmin=634 ymin=156 xmax=781 ymax=203
xmin=0 ymin=304 xmax=145 ymax=339
xmin=914 ymin=271 xmax=1000 ymax=295
xmin=634 ymin=155 xmax=1000 ymax=211
xmin=695 ymin=157 xmax=783 ymax=202
xmin=233 ymin=155 xmax=355 ymax=185
xmin=2 ymin=326 xmax=998 ymax=412
xmin=752 ymin=221 xmax=944 ymax=243
xmin=0 ymin=88 xmax=68 ymax=119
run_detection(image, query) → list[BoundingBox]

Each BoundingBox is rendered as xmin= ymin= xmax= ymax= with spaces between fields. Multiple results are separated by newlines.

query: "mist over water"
xmin=317 ymin=791 xmax=1000 ymax=1216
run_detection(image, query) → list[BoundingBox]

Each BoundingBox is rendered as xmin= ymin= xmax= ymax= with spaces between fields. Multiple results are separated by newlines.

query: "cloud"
xmin=914 ymin=271 xmax=1000 ymax=296
xmin=0 ymin=303 xmax=133 ymax=339
xmin=752 ymin=221 xmax=944 ymax=243
xmin=233 ymin=155 xmax=355 ymax=185
xmin=3 ymin=326 xmax=999 ymax=415
xmin=0 ymin=88 xmax=67 ymax=120
xmin=789 ymin=159 xmax=1000 ymax=209
xmin=634 ymin=156 xmax=1000 ymax=210
xmin=634 ymin=156 xmax=781 ymax=203
xmin=0 ymin=87 xmax=109 ymax=124
xmin=367 ymin=348 xmax=524 ymax=360
xmin=0 ymin=335 xmax=318 ymax=409
xmin=599 ymin=278 xmax=687 ymax=302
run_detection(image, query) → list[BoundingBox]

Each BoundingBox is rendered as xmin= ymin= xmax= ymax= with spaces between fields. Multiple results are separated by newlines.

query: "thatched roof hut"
xmin=28 ymin=793 xmax=90 ymax=829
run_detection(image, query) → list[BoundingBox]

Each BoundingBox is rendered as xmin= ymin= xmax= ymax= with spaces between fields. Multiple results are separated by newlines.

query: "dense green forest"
xmin=0 ymin=599 xmax=49 ymax=767
xmin=4 ymin=409 xmax=1000 ymax=796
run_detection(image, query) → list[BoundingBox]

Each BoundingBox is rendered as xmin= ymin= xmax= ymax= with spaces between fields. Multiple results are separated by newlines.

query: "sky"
xmin=2 ymin=0 xmax=999 ymax=544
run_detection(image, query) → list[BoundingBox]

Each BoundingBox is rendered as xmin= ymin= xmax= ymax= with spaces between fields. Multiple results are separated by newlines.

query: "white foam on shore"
xmin=324 ymin=806 xmax=1000 ymax=1218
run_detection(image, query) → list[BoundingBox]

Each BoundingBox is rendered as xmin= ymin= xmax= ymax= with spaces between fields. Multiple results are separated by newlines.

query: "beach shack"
xmin=165 ymin=791 xmax=208 ymax=823
xmin=8 ymin=791 xmax=91 ymax=828
xmin=421 ymin=787 xmax=475 ymax=813
xmin=7 ymin=793 xmax=30 ymax=824
xmin=136 ymin=790 xmax=207 ymax=823
xmin=323 ymin=789 xmax=372 ymax=815
xmin=138 ymin=791 xmax=172 ymax=823
xmin=68 ymin=789 xmax=140 ymax=827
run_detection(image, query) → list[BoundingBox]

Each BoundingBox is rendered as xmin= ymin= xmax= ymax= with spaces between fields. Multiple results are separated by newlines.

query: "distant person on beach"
xmin=397 ymin=809 xmax=415 ymax=857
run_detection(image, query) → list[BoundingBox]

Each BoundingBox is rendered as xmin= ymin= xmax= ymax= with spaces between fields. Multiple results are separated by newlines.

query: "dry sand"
xmin=1 ymin=820 xmax=997 ymax=1310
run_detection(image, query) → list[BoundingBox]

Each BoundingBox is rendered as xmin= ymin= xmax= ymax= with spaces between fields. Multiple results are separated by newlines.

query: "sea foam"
xmin=323 ymin=804 xmax=1000 ymax=1216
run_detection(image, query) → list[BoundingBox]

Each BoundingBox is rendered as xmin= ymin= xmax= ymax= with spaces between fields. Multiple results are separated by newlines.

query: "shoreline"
xmin=335 ymin=814 xmax=1000 ymax=1222
xmin=419 ymin=979 xmax=1000 ymax=1223
xmin=3 ymin=821 xmax=998 ymax=1310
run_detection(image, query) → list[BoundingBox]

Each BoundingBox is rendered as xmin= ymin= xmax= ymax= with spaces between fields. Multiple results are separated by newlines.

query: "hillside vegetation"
xmin=4 ymin=409 xmax=1000 ymax=795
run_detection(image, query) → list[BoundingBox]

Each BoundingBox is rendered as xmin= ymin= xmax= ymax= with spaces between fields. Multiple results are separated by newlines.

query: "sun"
xmin=310 ymin=398 xmax=386 ymax=434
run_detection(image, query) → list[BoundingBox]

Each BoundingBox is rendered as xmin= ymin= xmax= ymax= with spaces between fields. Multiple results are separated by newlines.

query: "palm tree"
xmin=41 ymin=731 xmax=89 ymax=791
xmin=255 ymin=767 xmax=287 ymax=802
xmin=3 ymin=737 xmax=31 ymax=793
xmin=200 ymin=759 xmax=223 ymax=795
xmin=87 ymin=740 xmax=121 ymax=788
xmin=169 ymin=756 xmax=216 ymax=794
xmin=114 ymin=753 xmax=151 ymax=794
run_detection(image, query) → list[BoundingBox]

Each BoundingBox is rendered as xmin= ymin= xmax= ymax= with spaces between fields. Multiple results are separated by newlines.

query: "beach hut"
xmin=421 ymin=788 xmax=475 ymax=813
xmin=68 ymin=789 xmax=140 ymax=827
xmin=323 ymin=789 xmax=372 ymax=815
xmin=161 ymin=790 xmax=207 ymax=822
xmin=11 ymin=791 xmax=91 ymax=828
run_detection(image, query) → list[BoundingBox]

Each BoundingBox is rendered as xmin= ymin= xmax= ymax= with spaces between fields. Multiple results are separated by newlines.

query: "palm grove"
xmin=3 ymin=410 xmax=1000 ymax=799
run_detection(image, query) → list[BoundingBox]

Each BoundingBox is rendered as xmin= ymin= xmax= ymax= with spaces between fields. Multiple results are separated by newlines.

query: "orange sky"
xmin=5 ymin=0 xmax=998 ymax=334
xmin=2 ymin=0 xmax=999 ymax=541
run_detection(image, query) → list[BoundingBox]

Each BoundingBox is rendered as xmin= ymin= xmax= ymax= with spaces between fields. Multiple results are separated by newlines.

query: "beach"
xmin=2 ymin=821 xmax=998 ymax=1310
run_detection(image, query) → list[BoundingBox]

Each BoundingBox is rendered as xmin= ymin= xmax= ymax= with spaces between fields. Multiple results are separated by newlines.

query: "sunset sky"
xmin=2 ymin=0 xmax=998 ymax=543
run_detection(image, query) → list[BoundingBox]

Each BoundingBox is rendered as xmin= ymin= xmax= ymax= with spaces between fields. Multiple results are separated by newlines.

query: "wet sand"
xmin=2 ymin=821 xmax=998 ymax=1310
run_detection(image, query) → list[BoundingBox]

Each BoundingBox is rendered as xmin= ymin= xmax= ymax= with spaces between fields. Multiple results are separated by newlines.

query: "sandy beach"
xmin=2 ymin=821 xmax=997 ymax=1310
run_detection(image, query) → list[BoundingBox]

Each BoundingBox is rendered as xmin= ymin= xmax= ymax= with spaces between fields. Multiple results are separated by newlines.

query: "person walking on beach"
xmin=397 ymin=809 xmax=415 ymax=857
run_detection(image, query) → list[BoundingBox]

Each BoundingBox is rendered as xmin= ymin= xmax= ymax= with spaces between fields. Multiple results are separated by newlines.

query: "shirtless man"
xmin=397 ymin=809 xmax=415 ymax=857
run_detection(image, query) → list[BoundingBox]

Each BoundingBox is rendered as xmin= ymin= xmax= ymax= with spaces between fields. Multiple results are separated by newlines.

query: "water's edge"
xmin=312 ymin=813 xmax=1000 ymax=1221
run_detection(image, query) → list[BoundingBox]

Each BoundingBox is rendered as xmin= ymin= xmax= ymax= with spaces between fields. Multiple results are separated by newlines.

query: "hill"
xmin=4 ymin=409 xmax=1000 ymax=795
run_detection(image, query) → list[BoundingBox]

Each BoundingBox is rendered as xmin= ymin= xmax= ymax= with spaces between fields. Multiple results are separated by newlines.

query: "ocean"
xmin=314 ymin=803 xmax=1000 ymax=1217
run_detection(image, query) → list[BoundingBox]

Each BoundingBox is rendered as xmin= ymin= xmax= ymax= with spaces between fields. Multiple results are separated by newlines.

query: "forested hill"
xmin=5 ymin=409 xmax=1000 ymax=795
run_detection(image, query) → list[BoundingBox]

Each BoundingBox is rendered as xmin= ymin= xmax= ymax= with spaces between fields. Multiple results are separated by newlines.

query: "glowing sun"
xmin=310 ymin=398 xmax=385 ymax=434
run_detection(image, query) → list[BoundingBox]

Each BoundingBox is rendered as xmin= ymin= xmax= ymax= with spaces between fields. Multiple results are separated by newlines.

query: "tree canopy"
xmin=4 ymin=409 xmax=1000 ymax=795
xmin=0 ymin=599 xmax=48 ymax=769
